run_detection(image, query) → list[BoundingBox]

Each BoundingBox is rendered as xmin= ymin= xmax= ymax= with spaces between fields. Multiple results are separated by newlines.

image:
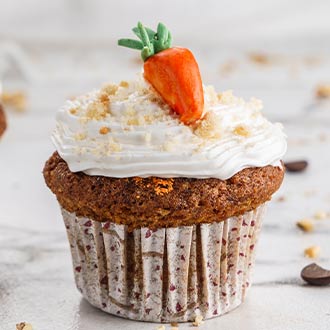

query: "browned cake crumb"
xmin=1 ymin=91 xmax=27 ymax=112
xmin=43 ymin=152 xmax=284 ymax=231
xmin=315 ymin=84 xmax=330 ymax=99
xmin=0 ymin=103 xmax=6 ymax=137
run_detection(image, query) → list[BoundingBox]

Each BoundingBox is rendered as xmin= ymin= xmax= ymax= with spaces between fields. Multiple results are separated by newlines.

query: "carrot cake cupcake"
xmin=44 ymin=22 xmax=286 ymax=323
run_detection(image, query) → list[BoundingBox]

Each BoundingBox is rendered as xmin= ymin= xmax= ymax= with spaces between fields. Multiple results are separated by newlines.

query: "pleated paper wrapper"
xmin=62 ymin=204 xmax=265 ymax=323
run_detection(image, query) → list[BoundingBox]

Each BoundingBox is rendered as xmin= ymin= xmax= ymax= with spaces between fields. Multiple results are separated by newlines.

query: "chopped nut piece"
xmin=316 ymin=84 xmax=330 ymax=99
xmin=296 ymin=219 xmax=314 ymax=232
xmin=192 ymin=315 xmax=204 ymax=327
xmin=314 ymin=211 xmax=327 ymax=220
xmin=16 ymin=323 xmax=33 ymax=330
xmin=233 ymin=125 xmax=250 ymax=137
xmin=99 ymin=126 xmax=110 ymax=135
xmin=1 ymin=91 xmax=27 ymax=112
xmin=304 ymin=246 xmax=321 ymax=259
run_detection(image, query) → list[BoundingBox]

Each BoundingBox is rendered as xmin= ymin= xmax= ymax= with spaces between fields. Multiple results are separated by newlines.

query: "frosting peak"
xmin=52 ymin=76 xmax=286 ymax=179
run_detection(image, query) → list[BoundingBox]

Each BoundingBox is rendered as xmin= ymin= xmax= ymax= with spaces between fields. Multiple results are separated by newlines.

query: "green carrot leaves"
xmin=118 ymin=22 xmax=172 ymax=61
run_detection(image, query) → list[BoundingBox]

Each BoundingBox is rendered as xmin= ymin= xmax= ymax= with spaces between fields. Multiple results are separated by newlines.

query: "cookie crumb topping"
xmin=233 ymin=125 xmax=250 ymax=137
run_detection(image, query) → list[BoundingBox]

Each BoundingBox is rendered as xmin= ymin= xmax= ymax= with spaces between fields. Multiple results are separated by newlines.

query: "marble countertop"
xmin=1 ymin=2 xmax=330 ymax=328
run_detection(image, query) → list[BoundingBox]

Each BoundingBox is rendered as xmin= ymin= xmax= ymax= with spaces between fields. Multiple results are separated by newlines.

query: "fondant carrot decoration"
xmin=118 ymin=22 xmax=204 ymax=124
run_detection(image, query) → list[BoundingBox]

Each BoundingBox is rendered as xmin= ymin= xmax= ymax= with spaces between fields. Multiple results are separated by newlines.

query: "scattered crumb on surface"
xmin=315 ymin=84 xmax=330 ymax=99
xmin=99 ymin=126 xmax=110 ymax=135
xmin=170 ymin=322 xmax=178 ymax=327
xmin=192 ymin=315 xmax=204 ymax=327
xmin=314 ymin=211 xmax=327 ymax=220
xmin=1 ymin=91 xmax=27 ymax=112
xmin=156 ymin=326 xmax=165 ymax=330
xmin=16 ymin=323 xmax=33 ymax=330
xmin=248 ymin=53 xmax=271 ymax=65
xmin=296 ymin=219 xmax=314 ymax=232
xmin=304 ymin=245 xmax=321 ymax=259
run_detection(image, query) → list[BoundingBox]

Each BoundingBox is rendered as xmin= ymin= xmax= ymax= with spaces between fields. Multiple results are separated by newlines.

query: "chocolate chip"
xmin=284 ymin=160 xmax=308 ymax=172
xmin=301 ymin=263 xmax=330 ymax=286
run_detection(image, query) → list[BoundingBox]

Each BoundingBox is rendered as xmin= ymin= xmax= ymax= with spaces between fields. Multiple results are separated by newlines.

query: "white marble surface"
xmin=1 ymin=1 xmax=330 ymax=329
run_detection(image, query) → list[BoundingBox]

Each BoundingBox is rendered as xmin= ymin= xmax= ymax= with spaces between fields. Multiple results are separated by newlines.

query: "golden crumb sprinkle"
xmin=98 ymin=92 xmax=110 ymax=104
xmin=16 ymin=323 xmax=33 ymax=330
xmin=99 ymin=126 xmax=110 ymax=135
xmin=304 ymin=245 xmax=320 ymax=259
xmin=170 ymin=322 xmax=178 ymax=327
xmin=296 ymin=219 xmax=314 ymax=232
xmin=233 ymin=125 xmax=250 ymax=137
xmin=101 ymin=83 xmax=118 ymax=96
xmin=192 ymin=315 xmax=204 ymax=327
xmin=86 ymin=101 xmax=110 ymax=120
xmin=194 ymin=111 xmax=221 ymax=139
xmin=70 ymin=108 xmax=77 ymax=115
xmin=316 ymin=84 xmax=330 ymax=99
xmin=1 ymin=91 xmax=27 ymax=112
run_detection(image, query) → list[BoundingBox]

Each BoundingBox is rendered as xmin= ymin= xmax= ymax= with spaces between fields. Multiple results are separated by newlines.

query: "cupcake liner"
xmin=62 ymin=204 xmax=266 ymax=323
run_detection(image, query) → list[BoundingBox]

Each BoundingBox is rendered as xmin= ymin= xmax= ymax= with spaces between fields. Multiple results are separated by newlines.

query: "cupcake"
xmin=0 ymin=103 xmax=6 ymax=137
xmin=43 ymin=22 xmax=286 ymax=323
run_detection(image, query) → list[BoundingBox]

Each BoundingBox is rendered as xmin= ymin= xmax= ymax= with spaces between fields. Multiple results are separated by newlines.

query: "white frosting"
xmin=52 ymin=76 xmax=287 ymax=180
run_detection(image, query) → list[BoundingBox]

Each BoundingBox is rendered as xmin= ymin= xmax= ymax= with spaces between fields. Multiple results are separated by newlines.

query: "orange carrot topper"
xmin=118 ymin=22 xmax=204 ymax=124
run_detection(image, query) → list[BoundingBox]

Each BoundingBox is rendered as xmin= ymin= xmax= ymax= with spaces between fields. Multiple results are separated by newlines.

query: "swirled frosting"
xmin=52 ymin=76 xmax=286 ymax=179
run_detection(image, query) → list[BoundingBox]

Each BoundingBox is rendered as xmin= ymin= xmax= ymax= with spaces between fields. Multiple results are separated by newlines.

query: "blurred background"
xmin=1 ymin=1 xmax=330 ymax=329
